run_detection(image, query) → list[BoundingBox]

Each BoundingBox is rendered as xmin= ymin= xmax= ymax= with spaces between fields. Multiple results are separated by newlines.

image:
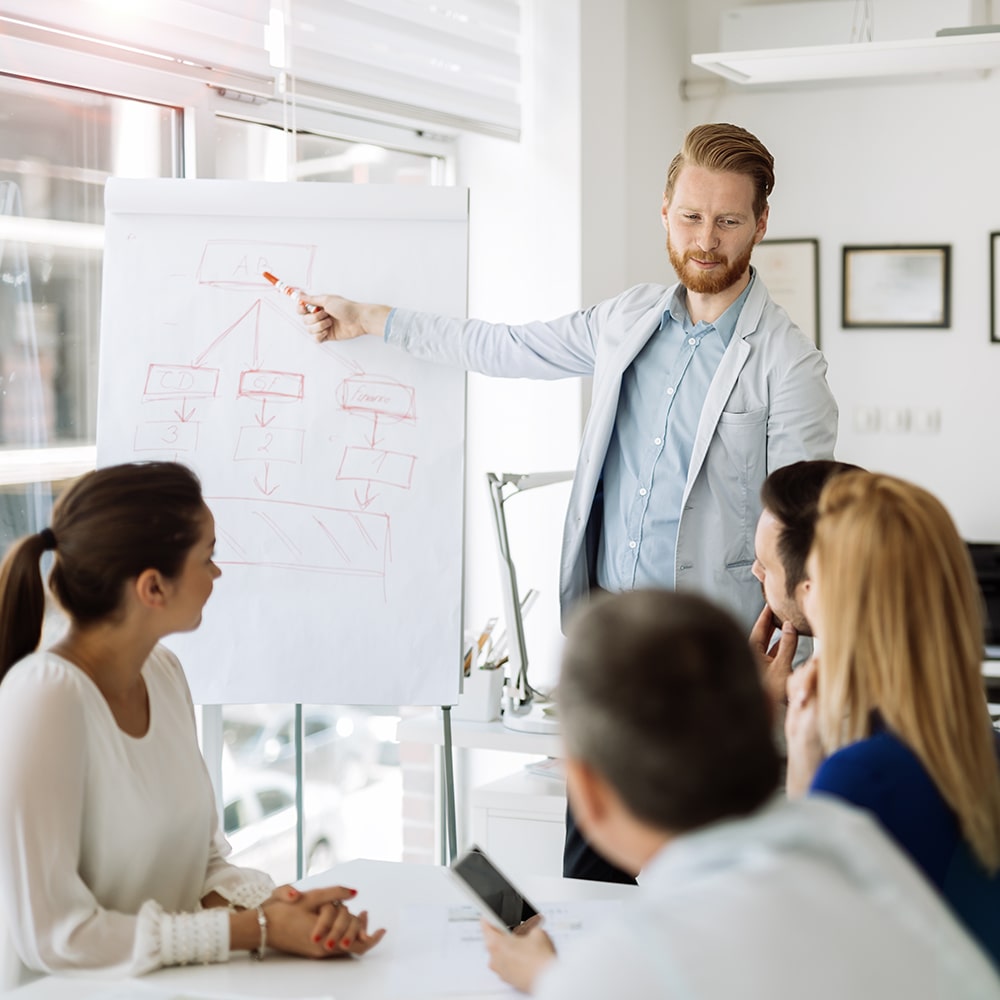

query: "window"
xmin=216 ymin=116 xmax=443 ymax=185
xmin=0 ymin=74 xmax=178 ymax=543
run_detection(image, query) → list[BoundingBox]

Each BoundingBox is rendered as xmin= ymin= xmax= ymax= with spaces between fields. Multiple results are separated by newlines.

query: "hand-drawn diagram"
xmin=99 ymin=179 xmax=468 ymax=707
xmin=133 ymin=240 xmax=419 ymax=594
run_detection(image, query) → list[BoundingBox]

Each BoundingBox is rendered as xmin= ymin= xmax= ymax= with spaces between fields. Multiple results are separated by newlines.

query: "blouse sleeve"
xmin=0 ymin=664 xmax=231 ymax=976
xmin=202 ymin=828 xmax=275 ymax=909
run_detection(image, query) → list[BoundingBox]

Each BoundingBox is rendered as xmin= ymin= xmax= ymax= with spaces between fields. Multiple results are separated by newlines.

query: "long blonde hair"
xmin=813 ymin=471 xmax=1000 ymax=872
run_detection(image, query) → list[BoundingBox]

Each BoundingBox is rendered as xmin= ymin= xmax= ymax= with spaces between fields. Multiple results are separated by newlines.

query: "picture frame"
xmin=842 ymin=244 xmax=951 ymax=329
xmin=753 ymin=238 xmax=820 ymax=346
xmin=991 ymin=232 xmax=1000 ymax=343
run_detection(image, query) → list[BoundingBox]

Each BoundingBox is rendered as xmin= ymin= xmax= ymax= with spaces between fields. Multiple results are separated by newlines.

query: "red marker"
xmin=262 ymin=271 xmax=321 ymax=313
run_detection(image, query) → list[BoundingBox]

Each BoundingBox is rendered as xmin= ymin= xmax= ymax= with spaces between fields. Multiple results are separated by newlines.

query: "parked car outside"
xmin=223 ymin=766 xmax=343 ymax=884
xmin=222 ymin=704 xmax=399 ymax=793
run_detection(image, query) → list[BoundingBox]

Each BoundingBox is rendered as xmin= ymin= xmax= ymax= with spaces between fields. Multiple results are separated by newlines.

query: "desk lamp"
xmin=486 ymin=471 xmax=572 ymax=734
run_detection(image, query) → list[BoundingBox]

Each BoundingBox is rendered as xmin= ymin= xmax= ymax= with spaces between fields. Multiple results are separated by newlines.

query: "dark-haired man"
xmin=749 ymin=459 xmax=862 ymax=707
xmin=481 ymin=589 xmax=1000 ymax=999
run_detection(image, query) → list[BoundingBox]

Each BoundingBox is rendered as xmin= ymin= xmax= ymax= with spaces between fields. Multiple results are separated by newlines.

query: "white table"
xmin=10 ymin=858 xmax=634 ymax=999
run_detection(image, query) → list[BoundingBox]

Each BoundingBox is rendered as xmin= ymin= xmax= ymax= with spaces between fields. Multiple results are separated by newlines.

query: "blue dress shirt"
xmin=596 ymin=276 xmax=755 ymax=592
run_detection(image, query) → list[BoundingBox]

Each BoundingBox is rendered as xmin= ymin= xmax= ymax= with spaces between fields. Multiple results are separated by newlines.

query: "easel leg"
xmin=440 ymin=705 xmax=458 ymax=864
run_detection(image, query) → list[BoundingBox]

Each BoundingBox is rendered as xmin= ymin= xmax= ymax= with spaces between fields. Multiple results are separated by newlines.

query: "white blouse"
xmin=0 ymin=646 xmax=273 ymax=976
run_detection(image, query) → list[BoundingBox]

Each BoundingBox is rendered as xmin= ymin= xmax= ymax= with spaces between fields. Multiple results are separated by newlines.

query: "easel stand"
xmin=439 ymin=705 xmax=458 ymax=864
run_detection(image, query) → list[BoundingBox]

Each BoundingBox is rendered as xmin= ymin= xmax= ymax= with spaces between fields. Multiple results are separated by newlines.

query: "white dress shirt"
xmin=534 ymin=795 xmax=1000 ymax=999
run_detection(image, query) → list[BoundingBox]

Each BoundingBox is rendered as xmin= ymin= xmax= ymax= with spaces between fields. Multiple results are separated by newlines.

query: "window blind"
xmin=0 ymin=0 xmax=521 ymax=140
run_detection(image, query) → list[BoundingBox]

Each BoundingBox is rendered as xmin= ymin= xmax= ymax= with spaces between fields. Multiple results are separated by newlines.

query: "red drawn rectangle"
xmin=143 ymin=365 xmax=218 ymax=400
xmin=337 ymin=446 xmax=415 ymax=489
xmin=196 ymin=241 xmax=316 ymax=289
xmin=238 ymin=370 xmax=305 ymax=401
xmin=234 ymin=426 xmax=305 ymax=464
xmin=133 ymin=420 xmax=199 ymax=453
xmin=338 ymin=377 xmax=415 ymax=421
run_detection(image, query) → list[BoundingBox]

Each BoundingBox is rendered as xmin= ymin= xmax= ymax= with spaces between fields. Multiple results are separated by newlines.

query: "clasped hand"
xmin=265 ymin=884 xmax=386 ymax=958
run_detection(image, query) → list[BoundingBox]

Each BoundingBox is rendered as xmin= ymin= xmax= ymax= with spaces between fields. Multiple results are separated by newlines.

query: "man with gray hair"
xmin=481 ymin=589 xmax=1000 ymax=998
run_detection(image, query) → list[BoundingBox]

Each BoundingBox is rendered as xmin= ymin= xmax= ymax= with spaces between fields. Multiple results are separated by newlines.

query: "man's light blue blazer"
xmin=388 ymin=278 xmax=838 ymax=632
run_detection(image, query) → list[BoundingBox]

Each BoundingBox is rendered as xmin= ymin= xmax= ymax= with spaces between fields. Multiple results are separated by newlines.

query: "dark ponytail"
xmin=0 ymin=533 xmax=50 ymax=682
xmin=0 ymin=461 xmax=205 ymax=683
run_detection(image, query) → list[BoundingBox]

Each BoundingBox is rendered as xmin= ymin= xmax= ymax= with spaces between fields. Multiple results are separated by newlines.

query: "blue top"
xmin=596 ymin=277 xmax=754 ymax=592
xmin=811 ymin=728 xmax=1000 ymax=968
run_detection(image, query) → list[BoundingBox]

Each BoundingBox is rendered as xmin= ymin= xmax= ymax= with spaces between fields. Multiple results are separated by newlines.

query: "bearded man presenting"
xmin=299 ymin=123 xmax=839 ymax=884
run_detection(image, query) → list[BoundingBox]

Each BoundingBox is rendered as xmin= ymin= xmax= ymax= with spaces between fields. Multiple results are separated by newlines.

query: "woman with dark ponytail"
xmin=0 ymin=462 xmax=383 ymax=979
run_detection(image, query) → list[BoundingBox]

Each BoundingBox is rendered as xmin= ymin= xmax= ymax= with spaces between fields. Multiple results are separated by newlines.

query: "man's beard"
xmin=760 ymin=583 xmax=813 ymax=636
xmin=668 ymin=233 xmax=755 ymax=295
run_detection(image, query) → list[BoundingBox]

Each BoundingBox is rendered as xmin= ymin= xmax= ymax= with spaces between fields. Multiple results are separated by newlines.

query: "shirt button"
xmin=666 ymin=386 xmax=675 ymax=395
xmin=654 ymin=437 xmax=662 ymax=445
xmin=639 ymin=488 xmax=648 ymax=496
xmin=628 ymin=540 xmax=637 ymax=549
xmin=688 ymin=337 xmax=697 ymax=346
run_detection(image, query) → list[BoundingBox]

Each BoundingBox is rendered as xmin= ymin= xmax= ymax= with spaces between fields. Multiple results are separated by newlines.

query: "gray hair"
xmin=558 ymin=589 xmax=779 ymax=833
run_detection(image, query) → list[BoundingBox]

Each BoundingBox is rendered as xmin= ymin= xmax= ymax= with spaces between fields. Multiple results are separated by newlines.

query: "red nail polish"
xmin=345 ymin=888 xmax=357 ymax=896
xmin=325 ymin=940 xmax=335 ymax=950
xmin=341 ymin=938 xmax=351 ymax=948
xmin=312 ymin=934 xmax=321 ymax=943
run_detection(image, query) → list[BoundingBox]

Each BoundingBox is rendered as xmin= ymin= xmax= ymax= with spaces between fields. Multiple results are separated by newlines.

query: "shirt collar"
xmin=662 ymin=268 xmax=756 ymax=346
xmin=638 ymin=792 xmax=787 ymax=889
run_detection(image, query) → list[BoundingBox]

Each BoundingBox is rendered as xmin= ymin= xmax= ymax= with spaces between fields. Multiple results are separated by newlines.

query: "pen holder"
xmin=453 ymin=665 xmax=505 ymax=722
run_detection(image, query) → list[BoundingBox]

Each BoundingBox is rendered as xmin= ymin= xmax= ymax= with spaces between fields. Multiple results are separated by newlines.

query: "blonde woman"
xmin=785 ymin=471 xmax=1000 ymax=967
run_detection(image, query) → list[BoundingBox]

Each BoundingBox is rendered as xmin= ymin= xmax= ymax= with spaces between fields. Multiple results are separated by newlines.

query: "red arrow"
xmin=172 ymin=398 xmax=196 ymax=422
xmin=353 ymin=482 xmax=380 ymax=510
xmin=254 ymin=399 xmax=276 ymax=427
xmin=367 ymin=414 xmax=384 ymax=448
xmin=253 ymin=462 xmax=279 ymax=496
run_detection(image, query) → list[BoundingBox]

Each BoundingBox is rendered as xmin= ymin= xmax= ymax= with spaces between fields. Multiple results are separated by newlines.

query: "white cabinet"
xmin=470 ymin=771 xmax=566 ymax=881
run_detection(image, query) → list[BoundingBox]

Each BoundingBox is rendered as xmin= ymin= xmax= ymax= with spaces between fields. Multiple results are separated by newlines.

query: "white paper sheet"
xmin=390 ymin=900 xmax=622 ymax=996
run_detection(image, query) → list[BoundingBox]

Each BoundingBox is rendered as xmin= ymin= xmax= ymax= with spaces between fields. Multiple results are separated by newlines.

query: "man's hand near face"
xmin=749 ymin=603 xmax=799 ymax=710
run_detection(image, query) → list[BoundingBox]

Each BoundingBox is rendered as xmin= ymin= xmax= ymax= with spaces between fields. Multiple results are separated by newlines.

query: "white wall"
xmin=455 ymin=0 xmax=691 ymax=688
xmin=681 ymin=0 xmax=1000 ymax=541
xmin=456 ymin=1 xmax=584 ymax=689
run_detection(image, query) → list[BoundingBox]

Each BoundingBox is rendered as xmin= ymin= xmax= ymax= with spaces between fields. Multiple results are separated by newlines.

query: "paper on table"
xmin=390 ymin=899 xmax=622 ymax=996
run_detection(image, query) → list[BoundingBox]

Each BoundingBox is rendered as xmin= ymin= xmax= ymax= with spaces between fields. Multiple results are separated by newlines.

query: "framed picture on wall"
xmin=842 ymin=244 xmax=951 ymax=329
xmin=991 ymin=232 xmax=1000 ymax=343
xmin=753 ymin=238 xmax=820 ymax=346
